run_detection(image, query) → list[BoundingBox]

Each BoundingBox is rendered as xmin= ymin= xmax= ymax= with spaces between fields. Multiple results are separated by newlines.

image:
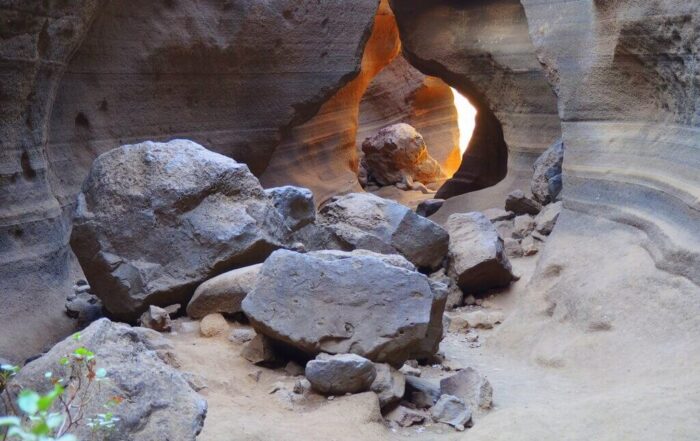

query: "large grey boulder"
xmin=71 ymin=140 xmax=288 ymax=321
xmin=531 ymin=139 xmax=564 ymax=204
xmin=242 ymin=249 xmax=447 ymax=366
xmin=298 ymin=193 xmax=448 ymax=270
xmin=5 ymin=319 xmax=206 ymax=441
xmin=305 ymin=353 xmax=377 ymax=395
xmin=446 ymin=213 xmax=515 ymax=293
xmin=186 ymin=264 xmax=262 ymax=319
xmin=264 ymin=186 xmax=316 ymax=231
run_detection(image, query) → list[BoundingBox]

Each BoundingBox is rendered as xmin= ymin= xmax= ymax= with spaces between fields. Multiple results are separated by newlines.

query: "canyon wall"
xmin=390 ymin=0 xmax=562 ymax=199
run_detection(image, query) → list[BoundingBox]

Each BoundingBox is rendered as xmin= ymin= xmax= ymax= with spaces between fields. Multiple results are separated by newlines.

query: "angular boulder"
xmin=431 ymin=395 xmax=472 ymax=429
xmin=242 ymin=249 xmax=447 ymax=366
xmin=440 ymin=367 xmax=494 ymax=410
xmin=531 ymin=139 xmax=564 ymax=204
xmin=305 ymin=353 xmax=377 ymax=395
xmin=445 ymin=213 xmax=515 ymax=293
xmin=512 ymin=214 xmax=536 ymax=239
xmin=505 ymin=189 xmax=542 ymax=216
xmin=301 ymin=193 xmax=448 ymax=270
xmin=264 ymin=186 xmax=316 ymax=231
xmin=186 ymin=264 xmax=262 ymax=319
xmin=416 ymin=198 xmax=445 ymax=218
xmin=5 ymin=319 xmax=206 ymax=441
xmin=71 ymin=140 xmax=288 ymax=321
xmin=405 ymin=375 xmax=441 ymax=409
xmin=370 ymin=363 xmax=406 ymax=409
xmin=534 ymin=201 xmax=563 ymax=235
xmin=361 ymin=123 xmax=446 ymax=187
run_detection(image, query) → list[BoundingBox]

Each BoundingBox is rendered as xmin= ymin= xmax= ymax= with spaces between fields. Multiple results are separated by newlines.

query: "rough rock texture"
xmin=370 ymin=363 xmax=406 ymax=409
xmin=512 ymin=214 xmax=536 ymax=239
xmin=531 ymin=138 xmax=564 ymax=204
xmin=5 ymin=319 xmax=206 ymax=440
xmin=361 ymin=123 xmax=446 ymax=187
xmin=187 ymin=264 xmax=262 ymax=320
xmin=70 ymin=140 xmax=287 ymax=321
xmin=445 ymin=213 xmax=515 ymax=294
xmin=199 ymin=313 xmax=229 ymax=338
xmin=430 ymin=395 xmax=472 ymax=429
xmin=242 ymin=249 xmax=447 ymax=366
xmin=390 ymin=0 xmax=561 ymax=199
xmin=405 ymin=376 xmax=441 ymax=409
xmin=305 ymin=353 xmax=377 ymax=395
xmin=357 ymin=55 xmax=461 ymax=177
xmin=440 ymin=367 xmax=493 ymax=411
xmin=386 ymin=406 xmax=427 ymax=427
xmin=0 ymin=0 xmax=378 ymax=361
xmin=535 ymin=202 xmax=562 ymax=235
xmin=265 ymin=186 xmax=316 ymax=232
xmin=300 ymin=192 xmax=448 ymax=270
xmin=241 ymin=334 xmax=280 ymax=366
xmin=416 ymin=199 xmax=445 ymax=218
xmin=0 ymin=0 xmax=106 ymax=362
xmin=139 ymin=305 xmax=172 ymax=332
xmin=505 ymin=190 xmax=542 ymax=216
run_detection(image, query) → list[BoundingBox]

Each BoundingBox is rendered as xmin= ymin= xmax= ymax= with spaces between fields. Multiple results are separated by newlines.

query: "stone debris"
xmin=265 ymin=185 xmax=316 ymax=231
xmin=305 ymin=353 xmax=377 ymax=395
xmin=187 ymin=264 xmax=262 ymax=319
xmin=139 ymin=305 xmax=173 ymax=332
xmin=505 ymin=189 xmax=542 ymax=216
xmin=430 ymin=394 xmax=472 ymax=429
xmin=370 ymin=363 xmax=406 ymax=409
xmin=440 ymin=367 xmax=493 ymax=410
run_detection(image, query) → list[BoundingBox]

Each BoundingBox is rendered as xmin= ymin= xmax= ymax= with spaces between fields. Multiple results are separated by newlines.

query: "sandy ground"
xmin=165 ymin=213 xmax=700 ymax=441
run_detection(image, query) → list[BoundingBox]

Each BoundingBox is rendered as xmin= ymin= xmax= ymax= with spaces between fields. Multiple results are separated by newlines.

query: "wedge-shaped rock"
xmin=71 ymin=140 xmax=288 ymax=321
xmin=531 ymin=139 xmax=564 ymax=204
xmin=534 ymin=201 xmax=562 ymax=235
xmin=305 ymin=353 xmax=377 ymax=395
xmin=300 ymin=193 xmax=448 ymax=270
xmin=370 ymin=363 xmax=406 ymax=409
xmin=242 ymin=249 xmax=447 ymax=366
xmin=505 ymin=189 xmax=542 ymax=216
xmin=431 ymin=395 xmax=472 ymax=429
xmin=446 ymin=213 xmax=515 ymax=293
xmin=440 ymin=367 xmax=493 ymax=410
xmin=5 ymin=319 xmax=206 ymax=441
xmin=187 ymin=264 xmax=262 ymax=319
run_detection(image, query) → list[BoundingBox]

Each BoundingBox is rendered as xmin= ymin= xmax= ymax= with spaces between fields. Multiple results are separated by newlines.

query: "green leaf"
xmin=17 ymin=390 xmax=40 ymax=415
xmin=1 ymin=364 xmax=18 ymax=373
xmin=72 ymin=332 xmax=82 ymax=341
xmin=59 ymin=357 xmax=70 ymax=366
xmin=0 ymin=416 xmax=21 ymax=426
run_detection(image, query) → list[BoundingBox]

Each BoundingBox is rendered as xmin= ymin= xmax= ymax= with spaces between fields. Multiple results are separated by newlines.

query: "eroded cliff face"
xmin=1 ymin=0 xmax=380 ymax=361
xmin=390 ymin=0 xmax=562 ymax=199
xmin=0 ymin=0 xmax=105 ymax=362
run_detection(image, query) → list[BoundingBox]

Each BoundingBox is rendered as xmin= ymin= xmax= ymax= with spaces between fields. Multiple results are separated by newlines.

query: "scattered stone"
xmin=521 ymin=236 xmax=539 ymax=256
xmin=65 ymin=291 xmax=103 ymax=325
xmin=531 ymin=138 xmax=564 ymax=204
xmin=70 ymin=140 xmax=288 ymax=321
xmin=242 ymin=249 xmax=446 ymax=365
xmin=416 ymin=198 xmax=445 ymax=218
xmin=512 ymin=214 xmax=536 ymax=239
xmin=386 ymin=405 xmax=428 ymax=427
xmin=370 ymin=363 xmax=406 ymax=409
xmin=73 ymin=284 xmax=91 ymax=294
xmin=505 ymin=189 xmax=542 ymax=216
xmin=187 ymin=264 xmax=262 ymax=319
xmin=265 ymin=185 xmax=316 ymax=231
xmin=430 ymin=394 xmax=472 ymax=429
xmin=293 ymin=377 xmax=312 ymax=395
xmin=284 ymin=361 xmax=305 ymax=377
xmin=6 ymin=319 xmax=206 ymax=440
xmin=503 ymin=237 xmax=524 ymax=258
xmin=241 ymin=334 xmax=280 ymax=366
xmin=361 ymin=123 xmax=446 ymax=187
xmin=482 ymin=208 xmax=515 ymax=222
xmin=445 ymin=213 xmax=515 ymax=293
xmin=199 ymin=313 xmax=228 ymax=337
xmin=405 ymin=376 xmax=441 ymax=408
xmin=163 ymin=304 xmax=181 ymax=315
xmin=300 ymin=193 xmax=449 ymax=270
xmin=430 ymin=269 xmax=463 ymax=310
xmin=305 ymin=353 xmax=377 ymax=395
xmin=229 ymin=328 xmax=256 ymax=344
xmin=449 ymin=310 xmax=505 ymax=331
xmin=400 ymin=364 xmax=422 ymax=377
xmin=464 ymin=331 xmax=479 ymax=343
xmin=440 ymin=367 xmax=493 ymax=410
xmin=534 ymin=201 xmax=562 ymax=235
xmin=139 ymin=305 xmax=172 ymax=332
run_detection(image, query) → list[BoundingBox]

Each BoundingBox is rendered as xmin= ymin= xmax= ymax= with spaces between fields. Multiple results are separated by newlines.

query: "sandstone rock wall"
xmin=390 ymin=0 xmax=562 ymax=199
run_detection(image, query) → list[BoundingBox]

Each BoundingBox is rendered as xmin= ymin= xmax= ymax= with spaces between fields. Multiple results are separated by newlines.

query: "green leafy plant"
xmin=1 ymin=333 xmax=122 ymax=441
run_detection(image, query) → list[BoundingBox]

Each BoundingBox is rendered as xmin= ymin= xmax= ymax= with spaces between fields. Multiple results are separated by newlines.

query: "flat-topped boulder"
xmin=242 ymin=249 xmax=447 ymax=366
xmin=71 ymin=140 xmax=288 ymax=321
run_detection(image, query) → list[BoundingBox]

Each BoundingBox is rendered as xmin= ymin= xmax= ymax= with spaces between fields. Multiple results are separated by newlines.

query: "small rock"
xmin=305 ymin=353 xmax=377 ymax=395
xmin=512 ymin=214 xmax=535 ymax=239
xmin=199 ymin=313 xmax=228 ymax=337
xmin=284 ymin=361 xmax=305 ymax=377
xmin=265 ymin=185 xmax=316 ymax=231
xmin=504 ymin=237 xmax=524 ymax=258
xmin=449 ymin=310 xmax=504 ymax=331
xmin=531 ymin=138 xmax=564 ymax=204
xmin=386 ymin=405 xmax=428 ymax=427
xmin=430 ymin=269 xmax=463 ymax=310
xmin=248 ymin=370 xmax=262 ymax=382
xmin=440 ymin=367 xmax=493 ymax=410
xmin=73 ymin=284 xmax=91 ymax=294
xmin=139 ymin=305 xmax=172 ymax=332
xmin=521 ymin=236 xmax=539 ymax=256
xmin=399 ymin=364 xmax=422 ymax=377
xmin=416 ymin=199 xmax=445 ymax=218
xmin=482 ymin=208 xmax=515 ymax=222
xmin=430 ymin=394 xmax=472 ymax=429
xmin=293 ymin=377 xmax=312 ymax=395
xmin=163 ymin=304 xmax=181 ymax=316
xmin=65 ymin=291 xmax=103 ymax=325
xmin=75 ymin=279 xmax=88 ymax=286
xmin=370 ymin=363 xmax=406 ymax=409
xmin=241 ymin=334 xmax=280 ymax=366
xmin=505 ymin=190 xmax=542 ymax=216
xmin=534 ymin=201 xmax=562 ymax=235
xmin=187 ymin=264 xmax=262 ymax=319
xmin=464 ymin=332 xmax=479 ymax=343
xmin=464 ymin=296 xmax=477 ymax=306
xmin=182 ymin=372 xmax=208 ymax=392
xmin=229 ymin=328 xmax=256 ymax=344
xmin=405 ymin=376 xmax=441 ymax=408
